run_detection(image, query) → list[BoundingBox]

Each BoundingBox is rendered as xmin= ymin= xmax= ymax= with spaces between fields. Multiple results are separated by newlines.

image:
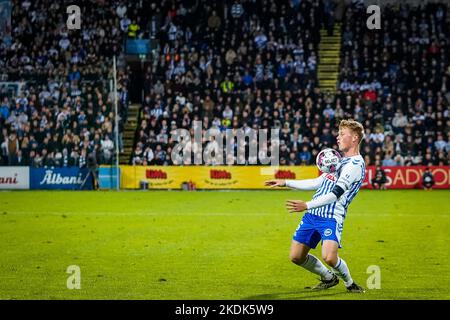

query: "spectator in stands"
xmin=422 ymin=167 xmax=435 ymax=190
xmin=382 ymin=153 xmax=397 ymax=167
xmin=299 ymin=145 xmax=312 ymax=165
xmin=128 ymin=20 xmax=141 ymax=38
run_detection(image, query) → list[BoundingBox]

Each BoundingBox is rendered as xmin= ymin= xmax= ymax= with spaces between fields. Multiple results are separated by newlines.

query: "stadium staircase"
xmin=318 ymin=23 xmax=342 ymax=94
xmin=119 ymin=103 xmax=140 ymax=165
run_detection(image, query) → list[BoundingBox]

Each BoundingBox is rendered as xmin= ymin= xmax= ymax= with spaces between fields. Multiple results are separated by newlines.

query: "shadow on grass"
xmin=243 ymin=288 xmax=349 ymax=300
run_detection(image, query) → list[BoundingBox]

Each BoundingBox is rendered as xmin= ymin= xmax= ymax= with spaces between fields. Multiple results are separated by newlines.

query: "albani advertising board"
xmin=29 ymin=168 xmax=93 ymax=190
xmin=0 ymin=167 xmax=30 ymax=189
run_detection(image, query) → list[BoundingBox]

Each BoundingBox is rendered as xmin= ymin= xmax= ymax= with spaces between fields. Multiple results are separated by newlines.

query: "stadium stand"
xmin=0 ymin=0 xmax=448 ymax=168
xmin=0 ymin=0 xmax=130 ymax=167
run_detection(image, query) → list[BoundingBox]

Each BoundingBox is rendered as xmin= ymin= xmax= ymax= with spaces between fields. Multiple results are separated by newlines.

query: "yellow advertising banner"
xmin=120 ymin=166 xmax=319 ymax=189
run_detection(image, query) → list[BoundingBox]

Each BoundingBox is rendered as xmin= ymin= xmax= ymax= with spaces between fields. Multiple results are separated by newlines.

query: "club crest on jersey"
xmin=325 ymin=174 xmax=336 ymax=182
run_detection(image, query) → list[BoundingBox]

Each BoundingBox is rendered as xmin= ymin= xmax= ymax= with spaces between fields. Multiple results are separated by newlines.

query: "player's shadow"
xmin=243 ymin=289 xmax=348 ymax=300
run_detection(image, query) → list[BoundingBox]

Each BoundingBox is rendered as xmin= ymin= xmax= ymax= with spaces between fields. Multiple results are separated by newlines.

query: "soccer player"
xmin=265 ymin=119 xmax=366 ymax=293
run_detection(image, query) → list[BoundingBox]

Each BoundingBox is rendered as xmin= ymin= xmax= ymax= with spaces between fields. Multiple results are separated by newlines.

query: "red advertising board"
xmin=362 ymin=166 xmax=450 ymax=189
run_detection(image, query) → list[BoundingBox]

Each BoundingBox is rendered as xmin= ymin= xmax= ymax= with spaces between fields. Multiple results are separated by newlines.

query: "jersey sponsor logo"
xmin=325 ymin=174 xmax=336 ymax=182
xmin=324 ymin=228 xmax=333 ymax=236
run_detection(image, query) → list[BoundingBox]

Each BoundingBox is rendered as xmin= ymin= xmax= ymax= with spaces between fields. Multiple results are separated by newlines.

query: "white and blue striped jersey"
xmin=308 ymin=155 xmax=366 ymax=224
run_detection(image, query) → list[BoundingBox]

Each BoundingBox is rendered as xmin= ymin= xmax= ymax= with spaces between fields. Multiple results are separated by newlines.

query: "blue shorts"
xmin=293 ymin=213 xmax=344 ymax=249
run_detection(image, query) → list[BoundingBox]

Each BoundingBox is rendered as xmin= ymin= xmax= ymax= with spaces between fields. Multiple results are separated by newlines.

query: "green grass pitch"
xmin=0 ymin=190 xmax=449 ymax=300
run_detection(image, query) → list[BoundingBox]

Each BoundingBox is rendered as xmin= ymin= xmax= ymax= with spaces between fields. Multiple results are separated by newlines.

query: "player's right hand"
xmin=264 ymin=180 xmax=286 ymax=188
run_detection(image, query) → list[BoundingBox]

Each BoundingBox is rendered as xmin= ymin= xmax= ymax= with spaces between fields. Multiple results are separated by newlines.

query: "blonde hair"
xmin=339 ymin=119 xmax=365 ymax=144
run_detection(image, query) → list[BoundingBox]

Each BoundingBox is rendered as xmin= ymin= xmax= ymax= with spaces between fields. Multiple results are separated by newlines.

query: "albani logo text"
xmin=40 ymin=170 xmax=83 ymax=185
xmin=0 ymin=173 xmax=18 ymax=185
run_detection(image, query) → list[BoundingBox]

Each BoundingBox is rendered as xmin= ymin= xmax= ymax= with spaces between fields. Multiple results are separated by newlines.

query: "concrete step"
xmin=319 ymin=59 xmax=340 ymax=64
xmin=318 ymin=80 xmax=338 ymax=83
xmin=318 ymin=67 xmax=339 ymax=72
xmin=320 ymin=38 xmax=341 ymax=42
xmin=318 ymin=78 xmax=339 ymax=82
xmin=321 ymin=38 xmax=341 ymax=41
xmin=320 ymin=88 xmax=337 ymax=92
xmin=319 ymin=70 xmax=339 ymax=74
xmin=320 ymin=29 xmax=341 ymax=34
xmin=318 ymin=64 xmax=339 ymax=68
xmin=319 ymin=53 xmax=340 ymax=58
xmin=319 ymin=49 xmax=340 ymax=53
xmin=320 ymin=44 xmax=341 ymax=48
xmin=320 ymin=77 xmax=339 ymax=82
xmin=321 ymin=26 xmax=341 ymax=31
xmin=320 ymin=48 xmax=341 ymax=52
xmin=319 ymin=48 xmax=340 ymax=52
xmin=320 ymin=83 xmax=338 ymax=87
xmin=318 ymin=70 xmax=339 ymax=74
xmin=319 ymin=86 xmax=338 ymax=90
xmin=320 ymin=42 xmax=340 ymax=45
xmin=318 ymin=77 xmax=339 ymax=82
xmin=320 ymin=45 xmax=341 ymax=49
xmin=321 ymin=36 xmax=341 ymax=39
xmin=318 ymin=61 xmax=339 ymax=66
xmin=321 ymin=32 xmax=341 ymax=36
xmin=317 ymin=75 xmax=339 ymax=81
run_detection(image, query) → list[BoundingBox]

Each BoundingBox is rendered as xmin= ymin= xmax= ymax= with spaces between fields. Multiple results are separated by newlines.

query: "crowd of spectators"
xmin=132 ymin=0 xmax=329 ymax=165
xmin=340 ymin=1 xmax=449 ymax=166
xmin=0 ymin=0 xmax=130 ymax=167
xmin=130 ymin=0 xmax=449 ymax=167
xmin=0 ymin=0 xmax=448 ymax=168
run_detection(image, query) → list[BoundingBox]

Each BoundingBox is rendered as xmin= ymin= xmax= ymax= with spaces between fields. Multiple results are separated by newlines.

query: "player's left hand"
xmin=286 ymin=200 xmax=308 ymax=213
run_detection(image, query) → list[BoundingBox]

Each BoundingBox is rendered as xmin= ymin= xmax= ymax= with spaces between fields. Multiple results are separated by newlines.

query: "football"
xmin=316 ymin=148 xmax=342 ymax=173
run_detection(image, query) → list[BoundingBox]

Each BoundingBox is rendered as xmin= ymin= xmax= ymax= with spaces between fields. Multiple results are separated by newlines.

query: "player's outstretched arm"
xmin=264 ymin=175 xmax=324 ymax=190
xmin=284 ymin=175 xmax=325 ymax=190
xmin=265 ymin=176 xmax=324 ymax=190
